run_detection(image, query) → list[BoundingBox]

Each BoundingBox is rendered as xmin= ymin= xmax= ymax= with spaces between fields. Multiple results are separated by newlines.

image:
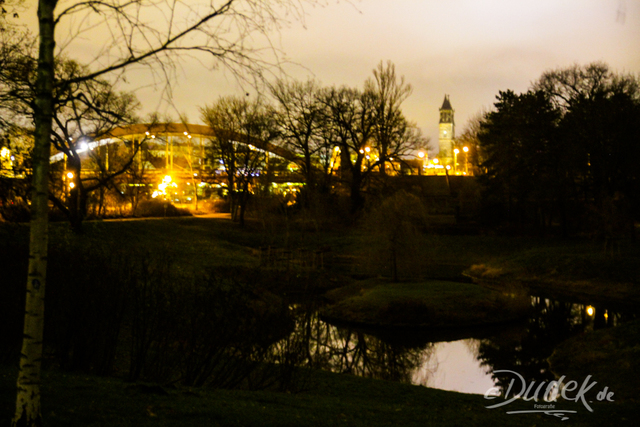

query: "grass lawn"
xmin=1 ymin=364 xmax=636 ymax=427
xmin=465 ymin=240 xmax=640 ymax=307
xmin=322 ymin=279 xmax=529 ymax=328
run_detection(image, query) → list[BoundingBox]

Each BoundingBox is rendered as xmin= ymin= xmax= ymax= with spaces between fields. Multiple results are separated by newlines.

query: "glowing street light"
xmin=453 ymin=148 xmax=460 ymax=174
xmin=462 ymin=146 xmax=469 ymax=174
xmin=417 ymin=151 xmax=425 ymax=175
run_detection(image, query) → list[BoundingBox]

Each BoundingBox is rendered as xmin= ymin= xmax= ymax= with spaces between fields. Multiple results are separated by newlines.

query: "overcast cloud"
xmin=156 ymin=0 xmax=640 ymax=150
xmin=23 ymin=1 xmax=640 ymax=151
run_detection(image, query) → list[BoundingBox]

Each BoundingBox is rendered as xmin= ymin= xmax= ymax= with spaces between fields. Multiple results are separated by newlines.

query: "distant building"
xmin=438 ymin=94 xmax=455 ymax=167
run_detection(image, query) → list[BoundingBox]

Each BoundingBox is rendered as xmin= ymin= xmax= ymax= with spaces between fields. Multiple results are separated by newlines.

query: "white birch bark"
xmin=13 ymin=1 xmax=56 ymax=426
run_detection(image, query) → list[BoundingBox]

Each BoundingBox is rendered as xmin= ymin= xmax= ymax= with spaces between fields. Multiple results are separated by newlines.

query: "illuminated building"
xmin=438 ymin=94 xmax=455 ymax=169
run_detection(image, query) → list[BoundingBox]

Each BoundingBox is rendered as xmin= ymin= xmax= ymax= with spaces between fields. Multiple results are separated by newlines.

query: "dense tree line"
xmin=475 ymin=63 xmax=640 ymax=238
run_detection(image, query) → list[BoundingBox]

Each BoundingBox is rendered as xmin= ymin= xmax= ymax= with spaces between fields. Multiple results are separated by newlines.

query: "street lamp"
xmin=453 ymin=148 xmax=459 ymax=174
xmin=462 ymin=146 xmax=469 ymax=174
xmin=417 ymin=151 xmax=425 ymax=175
xmin=63 ymin=171 xmax=75 ymax=199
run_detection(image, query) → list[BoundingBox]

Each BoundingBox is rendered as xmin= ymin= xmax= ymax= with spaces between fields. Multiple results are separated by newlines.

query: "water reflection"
xmin=412 ymin=339 xmax=494 ymax=394
xmin=274 ymin=304 xmax=432 ymax=384
xmin=480 ymin=298 xmax=635 ymax=394
xmin=279 ymin=297 xmax=637 ymax=394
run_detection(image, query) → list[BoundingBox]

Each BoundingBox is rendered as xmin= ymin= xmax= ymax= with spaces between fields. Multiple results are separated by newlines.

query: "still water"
xmin=282 ymin=297 xmax=636 ymax=395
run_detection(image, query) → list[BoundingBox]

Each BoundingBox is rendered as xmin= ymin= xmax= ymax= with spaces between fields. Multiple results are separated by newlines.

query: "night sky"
xmin=22 ymin=0 xmax=640 ymax=152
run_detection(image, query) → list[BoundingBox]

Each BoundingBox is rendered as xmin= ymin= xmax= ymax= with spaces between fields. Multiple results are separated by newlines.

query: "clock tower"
xmin=438 ymin=95 xmax=455 ymax=166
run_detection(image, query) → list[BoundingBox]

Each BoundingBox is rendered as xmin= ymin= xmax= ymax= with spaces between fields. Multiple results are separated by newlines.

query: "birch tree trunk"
xmin=13 ymin=1 xmax=56 ymax=426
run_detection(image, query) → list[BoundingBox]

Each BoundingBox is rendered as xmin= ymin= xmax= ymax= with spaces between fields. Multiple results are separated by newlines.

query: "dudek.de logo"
xmin=484 ymin=370 xmax=615 ymax=421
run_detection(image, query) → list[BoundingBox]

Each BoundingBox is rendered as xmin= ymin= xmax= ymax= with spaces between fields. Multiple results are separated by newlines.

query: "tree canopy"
xmin=476 ymin=63 xmax=640 ymax=236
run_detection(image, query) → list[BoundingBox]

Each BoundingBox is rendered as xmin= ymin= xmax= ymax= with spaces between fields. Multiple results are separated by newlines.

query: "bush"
xmin=1 ymin=224 xmax=313 ymax=391
xmin=199 ymin=198 xmax=229 ymax=213
xmin=44 ymin=241 xmax=138 ymax=374
xmin=127 ymin=268 xmax=294 ymax=388
xmin=360 ymin=191 xmax=432 ymax=281
xmin=135 ymin=199 xmax=192 ymax=217
xmin=0 ymin=201 xmax=30 ymax=223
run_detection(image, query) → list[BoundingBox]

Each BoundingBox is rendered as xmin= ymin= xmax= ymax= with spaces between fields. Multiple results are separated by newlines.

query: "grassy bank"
xmin=549 ymin=319 xmax=640 ymax=402
xmin=464 ymin=241 xmax=640 ymax=307
xmin=321 ymin=279 xmax=529 ymax=329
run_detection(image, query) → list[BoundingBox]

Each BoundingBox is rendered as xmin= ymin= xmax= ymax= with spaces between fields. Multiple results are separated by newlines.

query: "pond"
xmin=281 ymin=296 xmax=638 ymax=395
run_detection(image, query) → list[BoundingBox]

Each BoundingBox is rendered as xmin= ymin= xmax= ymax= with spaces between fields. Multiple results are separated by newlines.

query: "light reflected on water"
xmin=280 ymin=297 xmax=636 ymax=395
xmin=412 ymin=339 xmax=494 ymax=394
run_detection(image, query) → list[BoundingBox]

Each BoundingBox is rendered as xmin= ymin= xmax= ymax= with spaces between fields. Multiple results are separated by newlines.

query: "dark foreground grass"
xmin=1 ymin=365 xmax=637 ymax=426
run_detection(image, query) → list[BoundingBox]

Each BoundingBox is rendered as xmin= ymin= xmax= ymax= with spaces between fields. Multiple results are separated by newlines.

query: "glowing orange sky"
xmin=20 ymin=1 xmax=640 ymax=152
xmin=159 ymin=0 xmax=640 ymax=151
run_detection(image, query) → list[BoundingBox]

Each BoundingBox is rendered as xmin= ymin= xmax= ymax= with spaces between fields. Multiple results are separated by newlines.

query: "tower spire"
xmin=438 ymin=94 xmax=455 ymax=166
xmin=440 ymin=94 xmax=453 ymax=111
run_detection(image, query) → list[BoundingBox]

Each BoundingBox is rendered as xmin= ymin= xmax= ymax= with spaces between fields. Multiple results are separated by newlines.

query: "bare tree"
xmin=366 ymin=60 xmax=413 ymax=176
xmin=2 ymin=45 xmax=145 ymax=229
xmin=532 ymin=62 xmax=640 ymax=238
xmin=269 ymin=79 xmax=325 ymax=189
xmin=320 ymin=85 xmax=376 ymax=211
xmin=177 ymin=114 xmax=205 ymax=211
xmin=117 ymin=137 xmax=152 ymax=216
xmin=321 ymin=80 xmax=426 ymax=212
xmin=201 ymin=95 xmax=274 ymax=225
xmin=48 ymin=60 xmax=143 ymax=231
xmin=532 ymin=62 xmax=640 ymax=110
xmin=13 ymin=1 xmax=316 ymax=425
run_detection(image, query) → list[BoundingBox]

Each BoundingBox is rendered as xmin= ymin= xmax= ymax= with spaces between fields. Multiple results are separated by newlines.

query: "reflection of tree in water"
xmin=270 ymin=298 xmax=637 ymax=391
xmin=274 ymin=304 xmax=433 ymax=384
xmin=477 ymin=297 xmax=620 ymax=393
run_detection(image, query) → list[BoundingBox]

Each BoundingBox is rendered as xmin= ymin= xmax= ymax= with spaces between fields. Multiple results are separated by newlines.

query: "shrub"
xmin=0 ymin=201 xmax=30 ymax=223
xmin=136 ymin=199 xmax=192 ymax=217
